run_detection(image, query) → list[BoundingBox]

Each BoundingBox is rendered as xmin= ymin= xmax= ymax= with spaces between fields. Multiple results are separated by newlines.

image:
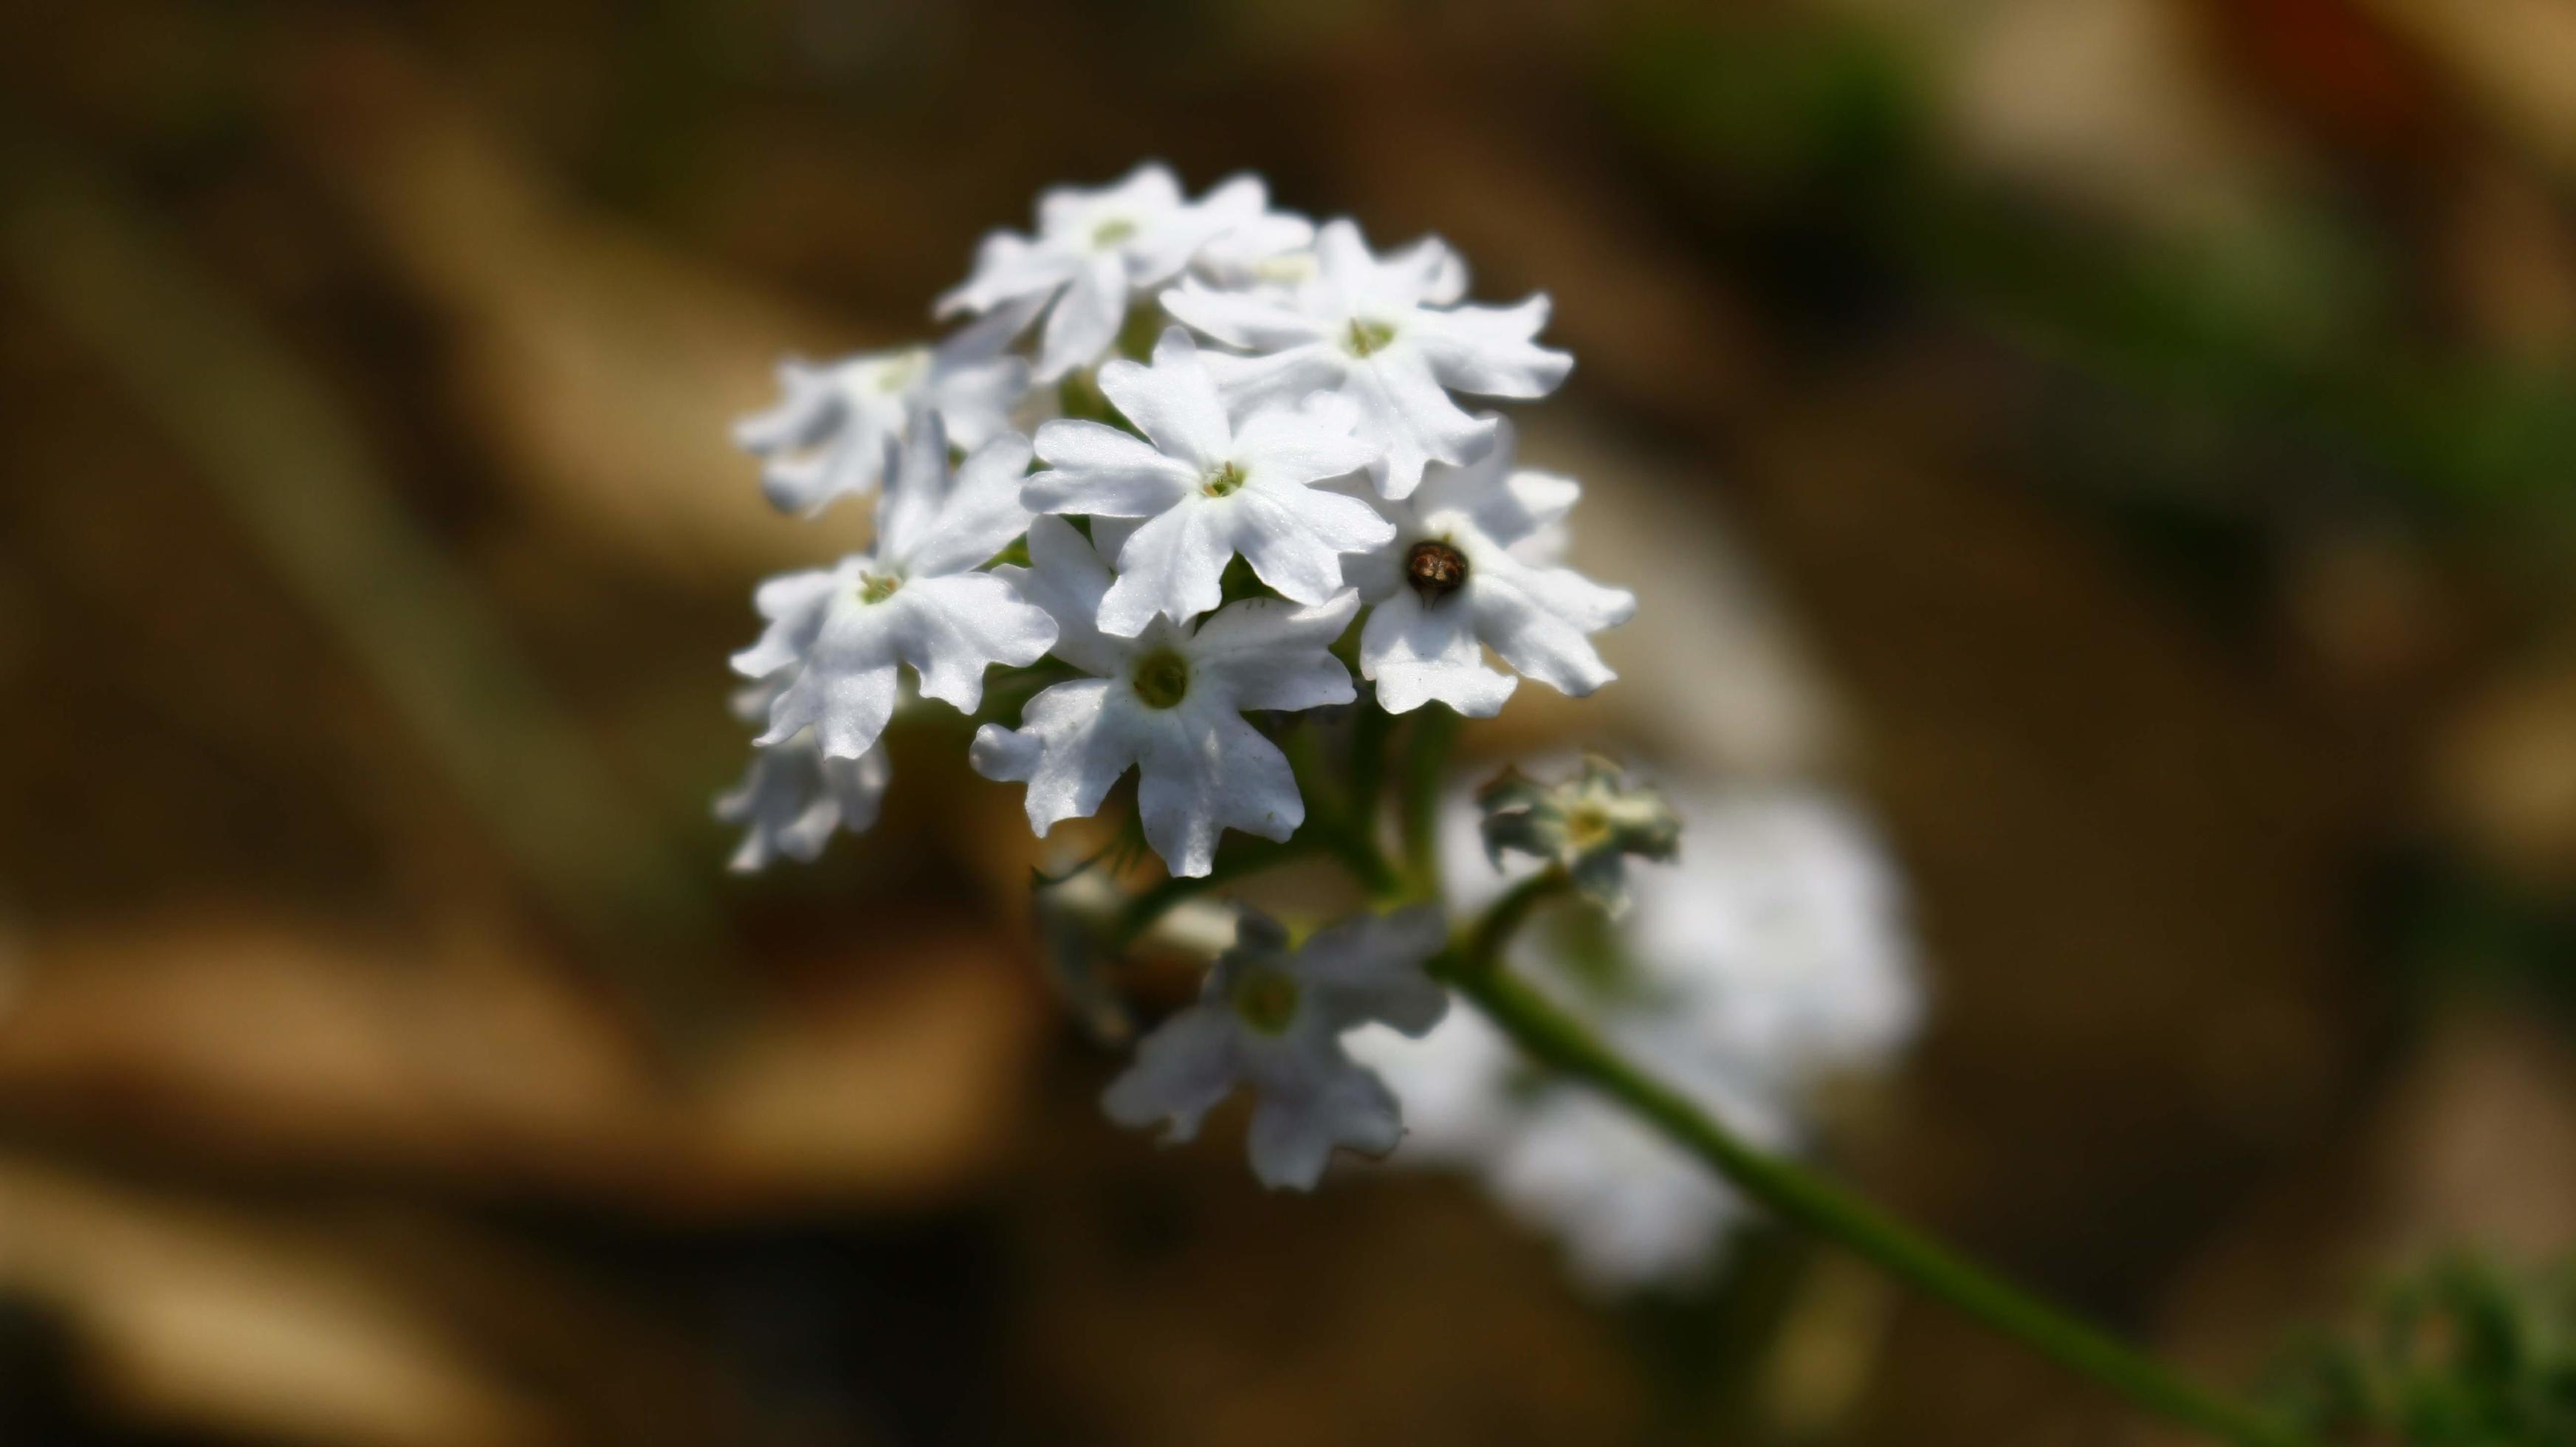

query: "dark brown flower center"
xmin=1406 ymin=540 xmax=1468 ymax=601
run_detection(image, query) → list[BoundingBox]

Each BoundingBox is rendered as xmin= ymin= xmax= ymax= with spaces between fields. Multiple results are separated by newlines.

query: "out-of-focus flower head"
xmin=1356 ymin=783 xmax=1920 ymax=1290
xmin=733 ymin=298 xmax=1037 ymax=517
xmin=1105 ymin=905 xmax=1449 ymax=1189
xmin=939 ymin=164 xmax=1310 ymax=384
xmin=712 ymin=678 xmax=889 ymax=870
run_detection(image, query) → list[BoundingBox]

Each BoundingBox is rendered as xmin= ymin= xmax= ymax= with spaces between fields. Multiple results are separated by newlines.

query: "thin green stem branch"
xmin=1116 ymin=695 xmax=2300 ymax=1445
xmin=1348 ymin=701 xmax=1393 ymax=839
xmin=1437 ymin=927 xmax=2302 ymax=1446
xmin=1110 ymin=836 xmax=1317 ymax=948
xmin=1397 ymin=706 xmax=1460 ymax=891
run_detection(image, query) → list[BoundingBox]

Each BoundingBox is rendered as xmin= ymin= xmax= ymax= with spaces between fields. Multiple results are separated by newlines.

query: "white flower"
xmin=937 ymin=164 xmax=1303 ymax=384
xmin=969 ymin=516 xmax=1357 ymax=877
xmin=731 ymin=413 xmax=1057 ymax=757
xmin=1352 ymin=783 xmax=1920 ymax=1290
xmin=732 ymin=300 xmax=1037 ymax=516
xmin=713 ymin=681 xmax=889 ymax=871
xmin=1345 ymin=418 xmax=1635 ymax=715
xmin=1160 ymin=219 xmax=1570 ymax=499
xmin=1104 ymin=905 xmax=1450 ymax=1189
xmin=1025 ymin=328 xmax=1390 ymax=635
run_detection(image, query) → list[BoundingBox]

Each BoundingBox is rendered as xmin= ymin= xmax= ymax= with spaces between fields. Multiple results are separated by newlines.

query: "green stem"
xmin=1397 ymin=705 xmax=1460 ymax=891
xmin=1284 ymin=717 xmax=1402 ymax=899
xmin=1438 ymin=920 xmax=2300 ymax=1446
xmin=1110 ymin=836 xmax=1317 ymax=949
xmin=1465 ymin=867 xmax=1570 ymax=971
xmin=1349 ymin=701 xmax=1393 ymax=839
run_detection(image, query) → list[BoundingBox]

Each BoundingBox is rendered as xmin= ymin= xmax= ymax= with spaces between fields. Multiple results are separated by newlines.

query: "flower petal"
xmin=1244 ymin=1052 xmax=1403 ymax=1190
xmin=1410 ymin=295 xmax=1573 ymax=399
xmin=1361 ymin=588 xmax=1517 ymax=716
xmin=1096 ymin=329 xmax=1231 ymax=468
xmin=901 ymin=432 xmax=1036 ymax=577
xmin=1188 ymin=592 xmax=1359 ymax=712
xmin=969 ymin=678 xmax=1134 ymax=834
xmin=1470 ymin=555 xmax=1635 ymax=698
xmin=1229 ymin=484 xmax=1392 ymax=606
xmin=1036 ymin=252 xmax=1129 ymax=382
xmin=997 ymin=516 xmax=1128 ymax=677
xmin=716 ymin=734 xmax=890 ymax=871
xmin=1102 ymin=1006 xmax=1242 ymax=1142
xmin=1135 ymin=706 xmax=1302 ymax=876
xmin=1099 ymin=503 xmax=1232 ymax=636
xmin=1292 ymin=905 xmax=1451 ymax=1036
xmin=935 ymin=231 xmax=1072 ymax=320
xmin=1159 ymin=278 xmax=1330 ymax=352
xmin=1233 ymin=396 xmax=1381 ymax=485
xmin=1345 ymin=344 xmax=1492 ymax=499
xmin=1026 ymin=420 xmax=1197 ymax=518
xmin=887 ymin=572 xmax=1059 ymax=712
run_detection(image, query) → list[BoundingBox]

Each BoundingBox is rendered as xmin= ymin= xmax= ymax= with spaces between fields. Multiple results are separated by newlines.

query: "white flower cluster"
xmin=1353 ymin=785 xmax=1923 ymax=1290
xmin=720 ymin=163 xmax=1634 ymax=879
xmin=715 ymin=166 xmax=1919 ymax=1223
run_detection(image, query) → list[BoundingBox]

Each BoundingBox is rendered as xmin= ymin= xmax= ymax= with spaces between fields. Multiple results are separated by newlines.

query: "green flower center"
xmin=1344 ymin=317 xmax=1398 ymax=357
xmin=873 ymin=350 xmax=927 ymax=393
xmin=857 ymin=571 xmax=903 ymax=604
xmin=1090 ymin=217 xmax=1137 ymax=249
xmin=1201 ymin=461 xmax=1246 ymax=498
xmin=1231 ymin=966 xmax=1301 ymax=1034
xmin=1565 ymin=801 xmax=1613 ymax=850
xmin=1130 ymin=647 xmax=1191 ymax=709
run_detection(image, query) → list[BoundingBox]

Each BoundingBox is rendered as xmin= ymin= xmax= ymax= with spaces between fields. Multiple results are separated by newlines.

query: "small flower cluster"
xmin=721 ymin=162 xmax=1635 ymax=881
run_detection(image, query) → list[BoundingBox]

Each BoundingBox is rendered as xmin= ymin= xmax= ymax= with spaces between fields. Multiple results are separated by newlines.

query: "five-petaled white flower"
xmin=1025 ymin=328 xmax=1390 ymax=636
xmin=1344 ymin=417 xmax=1635 ymax=716
xmin=1104 ymin=905 xmax=1450 ymax=1190
xmin=732 ymin=300 xmax=1035 ymax=517
xmin=731 ymin=413 xmax=1057 ymax=759
xmin=1161 ymin=219 xmax=1570 ymax=499
xmin=938 ymin=164 xmax=1304 ymax=385
xmin=713 ymin=680 xmax=890 ymax=871
xmin=969 ymin=516 xmax=1356 ymax=877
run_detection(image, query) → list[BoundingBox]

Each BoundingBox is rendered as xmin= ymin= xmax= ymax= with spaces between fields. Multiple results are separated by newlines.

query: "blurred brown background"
xmin=4 ymin=1 xmax=2576 ymax=1443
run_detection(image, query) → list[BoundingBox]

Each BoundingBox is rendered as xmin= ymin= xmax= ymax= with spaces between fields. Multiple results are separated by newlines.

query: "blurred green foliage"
xmin=2269 ymin=1257 xmax=2576 ymax=1444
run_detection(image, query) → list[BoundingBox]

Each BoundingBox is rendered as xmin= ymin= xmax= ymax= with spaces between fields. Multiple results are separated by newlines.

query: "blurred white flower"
xmin=1354 ymin=783 xmax=1921 ymax=1291
xmin=732 ymin=299 xmax=1037 ymax=517
xmin=1344 ymin=417 xmax=1634 ymax=715
xmin=713 ymin=680 xmax=889 ymax=870
xmin=1026 ymin=328 xmax=1390 ymax=635
xmin=1191 ymin=198 xmax=1318 ymax=292
xmin=938 ymin=164 xmax=1303 ymax=383
xmin=1161 ymin=219 xmax=1570 ymax=499
xmin=970 ymin=517 xmax=1357 ymax=877
xmin=1105 ymin=905 xmax=1449 ymax=1189
xmin=731 ymin=414 xmax=1056 ymax=758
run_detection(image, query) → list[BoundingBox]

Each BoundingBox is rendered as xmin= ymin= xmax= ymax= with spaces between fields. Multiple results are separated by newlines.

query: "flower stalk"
xmin=1415 ymin=787 xmax=2301 ymax=1446
xmin=1105 ymin=708 xmax=2296 ymax=1441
